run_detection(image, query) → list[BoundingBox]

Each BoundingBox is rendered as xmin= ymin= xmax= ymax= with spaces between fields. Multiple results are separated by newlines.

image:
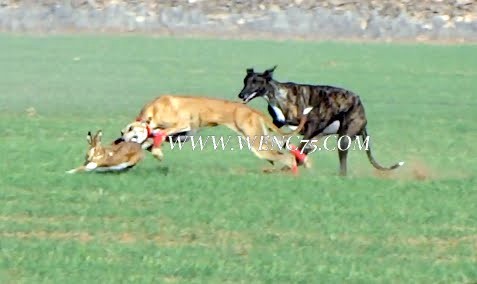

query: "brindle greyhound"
xmin=237 ymin=66 xmax=404 ymax=176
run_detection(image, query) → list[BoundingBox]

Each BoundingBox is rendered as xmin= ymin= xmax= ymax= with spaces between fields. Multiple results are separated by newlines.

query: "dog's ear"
xmin=263 ymin=65 xmax=277 ymax=80
xmin=268 ymin=65 xmax=277 ymax=73
xmin=246 ymin=68 xmax=254 ymax=74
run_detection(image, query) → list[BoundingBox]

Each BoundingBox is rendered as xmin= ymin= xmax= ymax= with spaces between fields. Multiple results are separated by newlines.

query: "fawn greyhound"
xmin=115 ymin=95 xmax=313 ymax=174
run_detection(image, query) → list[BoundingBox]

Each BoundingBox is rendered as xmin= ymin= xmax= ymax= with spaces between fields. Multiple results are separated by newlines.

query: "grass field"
xmin=0 ymin=34 xmax=476 ymax=283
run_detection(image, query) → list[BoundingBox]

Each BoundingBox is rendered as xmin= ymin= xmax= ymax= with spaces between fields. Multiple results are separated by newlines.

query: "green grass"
xmin=0 ymin=34 xmax=476 ymax=283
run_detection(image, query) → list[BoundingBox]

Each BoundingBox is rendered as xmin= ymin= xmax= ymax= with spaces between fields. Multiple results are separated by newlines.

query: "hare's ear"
xmin=86 ymin=131 xmax=93 ymax=145
xmin=94 ymin=130 xmax=103 ymax=144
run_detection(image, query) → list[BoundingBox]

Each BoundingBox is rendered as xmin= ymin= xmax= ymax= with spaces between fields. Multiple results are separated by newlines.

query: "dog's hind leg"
xmin=337 ymin=108 xmax=366 ymax=176
xmin=260 ymin=151 xmax=297 ymax=175
xmin=231 ymin=116 xmax=297 ymax=174
xmin=337 ymin=124 xmax=362 ymax=176
xmin=242 ymin=133 xmax=297 ymax=174
xmin=337 ymin=135 xmax=351 ymax=176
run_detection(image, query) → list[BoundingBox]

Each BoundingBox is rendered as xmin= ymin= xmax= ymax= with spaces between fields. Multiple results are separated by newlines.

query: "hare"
xmin=66 ymin=130 xmax=145 ymax=174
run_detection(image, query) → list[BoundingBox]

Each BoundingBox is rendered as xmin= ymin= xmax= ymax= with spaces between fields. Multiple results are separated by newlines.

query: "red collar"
xmin=136 ymin=117 xmax=153 ymax=138
xmin=146 ymin=124 xmax=152 ymax=138
xmin=135 ymin=117 xmax=165 ymax=148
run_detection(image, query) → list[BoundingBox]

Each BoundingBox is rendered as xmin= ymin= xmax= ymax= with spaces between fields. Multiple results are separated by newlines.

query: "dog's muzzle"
xmin=241 ymin=91 xmax=257 ymax=103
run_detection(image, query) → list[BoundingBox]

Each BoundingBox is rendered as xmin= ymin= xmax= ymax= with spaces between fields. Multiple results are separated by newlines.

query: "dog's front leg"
xmin=151 ymin=147 xmax=164 ymax=161
xmin=292 ymin=127 xmax=323 ymax=169
xmin=139 ymin=139 xmax=164 ymax=162
xmin=140 ymin=135 xmax=164 ymax=161
xmin=149 ymin=125 xmax=192 ymax=162
xmin=156 ymin=125 xmax=192 ymax=146
xmin=293 ymin=118 xmax=335 ymax=168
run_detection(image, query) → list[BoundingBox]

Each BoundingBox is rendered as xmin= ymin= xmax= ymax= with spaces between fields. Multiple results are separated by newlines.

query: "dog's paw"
xmin=278 ymin=165 xmax=299 ymax=175
xmin=262 ymin=167 xmax=277 ymax=174
xmin=302 ymin=156 xmax=312 ymax=169
xmin=151 ymin=147 xmax=164 ymax=161
xmin=66 ymin=169 xmax=76 ymax=174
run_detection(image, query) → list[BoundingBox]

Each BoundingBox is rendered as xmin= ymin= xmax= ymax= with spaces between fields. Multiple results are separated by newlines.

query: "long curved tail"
xmin=265 ymin=107 xmax=313 ymax=136
xmin=362 ymin=128 xmax=404 ymax=171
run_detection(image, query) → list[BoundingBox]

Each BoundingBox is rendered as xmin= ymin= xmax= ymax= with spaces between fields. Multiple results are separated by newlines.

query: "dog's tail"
xmin=265 ymin=107 xmax=313 ymax=136
xmin=362 ymin=128 xmax=404 ymax=171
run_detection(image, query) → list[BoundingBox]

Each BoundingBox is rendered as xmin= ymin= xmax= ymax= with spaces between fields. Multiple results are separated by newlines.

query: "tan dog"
xmin=66 ymin=130 xmax=145 ymax=174
xmin=118 ymin=95 xmax=312 ymax=173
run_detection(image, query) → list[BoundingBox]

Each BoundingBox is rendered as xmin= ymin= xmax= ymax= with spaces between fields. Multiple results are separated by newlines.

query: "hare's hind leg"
xmin=66 ymin=165 xmax=85 ymax=174
xmin=66 ymin=162 xmax=98 ymax=174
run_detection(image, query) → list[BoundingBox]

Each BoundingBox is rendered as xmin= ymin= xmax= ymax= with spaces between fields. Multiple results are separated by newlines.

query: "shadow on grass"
xmin=86 ymin=165 xmax=170 ymax=176
xmin=153 ymin=166 xmax=170 ymax=176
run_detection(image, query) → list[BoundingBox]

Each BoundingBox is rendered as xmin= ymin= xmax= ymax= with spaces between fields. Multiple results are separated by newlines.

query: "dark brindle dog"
xmin=237 ymin=66 xmax=404 ymax=176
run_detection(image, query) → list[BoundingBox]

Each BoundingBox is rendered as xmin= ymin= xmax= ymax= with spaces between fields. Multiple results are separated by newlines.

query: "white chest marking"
xmin=322 ymin=120 xmax=340 ymax=134
xmin=270 ymin=105 xmax=286 ymax=123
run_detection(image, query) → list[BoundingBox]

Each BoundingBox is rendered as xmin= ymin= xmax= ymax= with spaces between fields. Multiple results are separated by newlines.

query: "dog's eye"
xmin=128 ymin=126 xmax=133 ymax=132
xmin=251 ymin=78 xmax=257 ymax=84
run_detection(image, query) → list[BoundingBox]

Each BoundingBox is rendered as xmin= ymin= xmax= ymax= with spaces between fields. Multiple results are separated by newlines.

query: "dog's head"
xmin=120 ymin=121 xmax=150 ymax=144
xmin=238 ymin=66 xmax=277 ymax=103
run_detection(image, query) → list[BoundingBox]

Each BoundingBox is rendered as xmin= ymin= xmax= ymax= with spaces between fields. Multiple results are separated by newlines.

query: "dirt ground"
xmin=2 ymin=27 xmax=476 ymax=45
